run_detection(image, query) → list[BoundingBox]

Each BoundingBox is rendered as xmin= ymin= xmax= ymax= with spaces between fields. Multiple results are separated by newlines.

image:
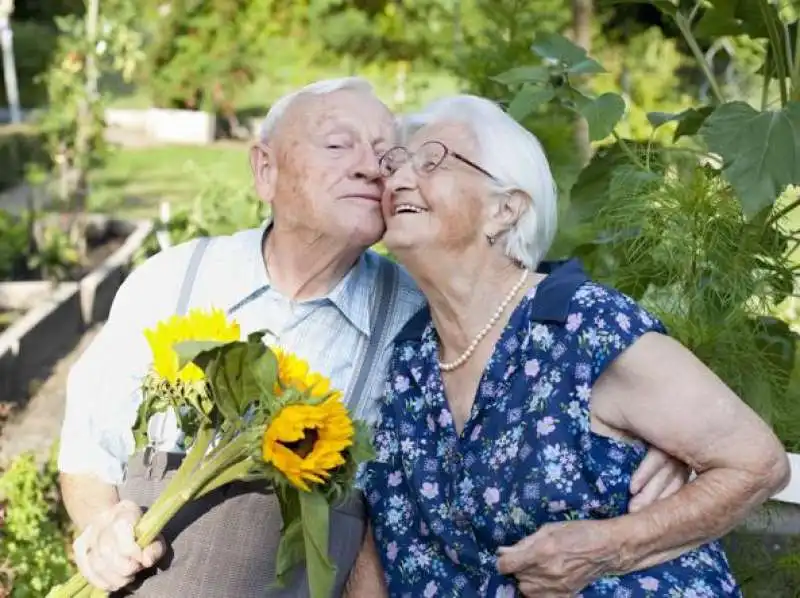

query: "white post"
xmin=0 ymin=0 xmax=21 ymax=124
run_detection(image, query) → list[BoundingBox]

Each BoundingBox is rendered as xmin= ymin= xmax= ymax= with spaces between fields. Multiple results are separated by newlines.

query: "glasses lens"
xmin=416 ymin=142 xmax=445 ymax=173
xmin=380 ymin=147 xmax=408 ymax=177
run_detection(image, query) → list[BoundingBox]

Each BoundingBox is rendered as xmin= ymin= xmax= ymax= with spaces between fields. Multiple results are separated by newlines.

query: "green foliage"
xmin=38 ymin=0 xmax=143 ymax=212
xmin=134 ymin=174 xmax=268 ymax=265
xmin=0 ymin=124 xmax=50 ymax=192
xmin=495 ymin=8 xmax=800 ymax=444
xmin=0 ymin=449 xmax=75 ymax=597
xmin=140 ymin=0 xmax=269 ymax=112
xmin=0 ymin=21 xmax=59 ymax=107
xmin=0 ymin=210 xmax=30 ymax=280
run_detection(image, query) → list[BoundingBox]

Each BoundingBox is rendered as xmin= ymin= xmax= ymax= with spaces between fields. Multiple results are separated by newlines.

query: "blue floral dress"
xmin=362 ymin=259 xmax=741 ymax=598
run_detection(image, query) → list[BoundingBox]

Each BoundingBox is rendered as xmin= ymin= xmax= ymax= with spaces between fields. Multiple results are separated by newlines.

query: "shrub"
xmin=0 ymin=21 xmax=58 ymax=108
xmin=0 ymin=125 xmax=50 ymax=192
xmin=0 ymin=449 xmax=75 ymax=597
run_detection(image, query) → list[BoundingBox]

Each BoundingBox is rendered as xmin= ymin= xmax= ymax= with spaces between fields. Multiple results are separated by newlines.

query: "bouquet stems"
xmin=47 ymin=427 xmax=253 ymax=598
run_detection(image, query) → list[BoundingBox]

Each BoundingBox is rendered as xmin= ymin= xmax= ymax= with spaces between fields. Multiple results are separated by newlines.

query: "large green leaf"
xmin=699 ymin=101 xmax=800 ymax=218
xmin=492 ymin=66 xmax=550 ymax=86
xmin=507 ymin=85 xmax=555 ymax=122
xmin=530 ymin=32 xmax=605 ymax=74
xmin=578 ymin=93 xmax=626 ymax=141
xmin=174 ymin=339 xmax=231 ymax=371
xmin=300 ymin=491 xmax=335 ymax=598
xmin=205 ymin=339 xmax=270 ymax=421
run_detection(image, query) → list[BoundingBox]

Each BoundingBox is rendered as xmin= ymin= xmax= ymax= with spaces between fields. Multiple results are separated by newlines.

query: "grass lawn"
xmin=89 ymin=142 xmax=253 ymax=219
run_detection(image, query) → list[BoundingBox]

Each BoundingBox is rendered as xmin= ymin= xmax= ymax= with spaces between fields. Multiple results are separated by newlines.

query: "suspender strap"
xmin=346 ymin=258 xmax=399 ymax=414
xmin=175 ymin=237 xmax=211 ymax=315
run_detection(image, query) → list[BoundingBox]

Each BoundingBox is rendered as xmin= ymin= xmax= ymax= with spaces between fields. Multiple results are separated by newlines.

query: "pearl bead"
xmin=438 ymin=269 xmax=529 ymax=372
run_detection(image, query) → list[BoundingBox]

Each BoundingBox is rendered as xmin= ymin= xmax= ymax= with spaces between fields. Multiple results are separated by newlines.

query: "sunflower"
xmin=261 ymin=395 xmax=355 ymax=491
xmin=144 ymin=308 xmax=241 ymax=384
xmin=272 ymin=347 xmax=339 ymax=400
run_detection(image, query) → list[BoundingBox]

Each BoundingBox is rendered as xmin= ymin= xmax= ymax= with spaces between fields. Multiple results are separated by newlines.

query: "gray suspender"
xmin=345 ymin=258 xmax=399 ymax=410
xmin=175 ymin=237 xmax=212 ymax=315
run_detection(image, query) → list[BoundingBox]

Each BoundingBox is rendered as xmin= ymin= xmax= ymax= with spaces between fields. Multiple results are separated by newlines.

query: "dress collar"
xmin=395 ymin=259 xmax=589 ymax=343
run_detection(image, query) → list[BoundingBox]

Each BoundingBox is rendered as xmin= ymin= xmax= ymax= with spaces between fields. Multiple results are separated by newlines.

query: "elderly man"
xmin=57 ymin=78 xmax=687 ymax=598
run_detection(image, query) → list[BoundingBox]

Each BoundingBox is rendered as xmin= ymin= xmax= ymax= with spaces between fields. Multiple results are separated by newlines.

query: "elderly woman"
xmin=352 ymin=95 xmax=791 ymax=597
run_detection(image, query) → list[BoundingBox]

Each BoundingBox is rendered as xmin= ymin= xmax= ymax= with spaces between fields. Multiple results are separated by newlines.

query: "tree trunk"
xmin=571 ymin=0 xmax=593 ymax=167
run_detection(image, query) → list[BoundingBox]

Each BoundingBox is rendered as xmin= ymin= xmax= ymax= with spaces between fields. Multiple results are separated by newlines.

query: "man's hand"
xmin=496 ymin=520 xmax=616 ymax=598
xmin=73 ymin=500 xmax=165 ymax=591
xmin=629 ymin=446 xmax=690 ymax=512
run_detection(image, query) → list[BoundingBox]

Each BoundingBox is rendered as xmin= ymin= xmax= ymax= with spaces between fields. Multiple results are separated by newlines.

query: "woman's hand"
xmin=496 ymin=520 xmax=615 ymax=597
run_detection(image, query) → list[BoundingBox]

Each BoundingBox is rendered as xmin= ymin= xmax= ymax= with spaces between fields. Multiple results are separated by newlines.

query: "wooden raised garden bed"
xmin=0 ymin=216 xmax=153 ymax=404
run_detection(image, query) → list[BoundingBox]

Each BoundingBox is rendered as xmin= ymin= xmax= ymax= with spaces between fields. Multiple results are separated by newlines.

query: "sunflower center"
xmin=280 ymin=428 xmax=319 ymax=458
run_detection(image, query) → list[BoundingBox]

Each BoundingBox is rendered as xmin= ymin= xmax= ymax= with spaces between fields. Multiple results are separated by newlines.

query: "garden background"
xmin=2 ymin=0 xmax=800 ymax=595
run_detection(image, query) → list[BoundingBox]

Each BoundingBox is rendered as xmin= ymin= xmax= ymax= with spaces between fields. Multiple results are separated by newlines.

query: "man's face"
xmin=253 ymin=89 xmax=396 ymax=247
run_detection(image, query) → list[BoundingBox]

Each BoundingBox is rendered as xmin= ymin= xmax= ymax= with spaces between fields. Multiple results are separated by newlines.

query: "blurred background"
xmin=1 ymin=1 xmax=800 ymax=596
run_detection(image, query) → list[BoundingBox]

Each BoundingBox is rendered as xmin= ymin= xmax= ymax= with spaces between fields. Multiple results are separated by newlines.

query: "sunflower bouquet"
xmin=48 ymin=309 xmax=374 ymax=598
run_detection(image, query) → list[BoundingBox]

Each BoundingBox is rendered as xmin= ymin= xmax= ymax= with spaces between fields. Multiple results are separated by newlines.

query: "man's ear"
xmin=249 ymin=142 xmax=277 ymax=204
xmin=484 ymin=190 xmax=530 ymax=241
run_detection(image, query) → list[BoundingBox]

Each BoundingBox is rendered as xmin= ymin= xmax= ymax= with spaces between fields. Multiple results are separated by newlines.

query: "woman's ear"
xmin=249 ymin=142 xmax=277 ymax=205
xmin=484 ymin=190 xmax=530 ymax=242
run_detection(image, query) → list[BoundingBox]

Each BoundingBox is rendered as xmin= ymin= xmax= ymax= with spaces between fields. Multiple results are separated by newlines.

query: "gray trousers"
xmin=112 ymin=450 xmax=366 ymax=598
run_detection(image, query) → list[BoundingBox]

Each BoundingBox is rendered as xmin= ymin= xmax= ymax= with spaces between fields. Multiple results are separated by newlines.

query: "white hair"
xmin=258 ymin=77 xmax=377 ymax=142
xmin=401 ymin=94 xmax=558 ymax=270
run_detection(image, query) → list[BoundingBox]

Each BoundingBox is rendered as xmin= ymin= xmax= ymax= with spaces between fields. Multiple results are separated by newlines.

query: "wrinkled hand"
xmin=73 ymin=500 xmax=165 ymax=591
xmin=629 ymin=446 xmax=691 ymax=512
xmin=496 ymin=520 xmax=615 ymax=598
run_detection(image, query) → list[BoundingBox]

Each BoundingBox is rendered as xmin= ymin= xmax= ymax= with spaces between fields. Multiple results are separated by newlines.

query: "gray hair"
xmin=401 ymin=95 xmax=558 ymax=270
xmin=258 ymin=77 xmax=377 ymax=142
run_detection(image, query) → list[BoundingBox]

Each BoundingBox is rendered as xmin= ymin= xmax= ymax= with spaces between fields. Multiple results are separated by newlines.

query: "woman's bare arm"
xmin=591 ymin=332 xmax=790 ymax=573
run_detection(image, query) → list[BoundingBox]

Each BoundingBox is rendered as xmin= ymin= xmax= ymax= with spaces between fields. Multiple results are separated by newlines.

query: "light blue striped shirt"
xmin=58 ymin=225 xmax=425 ymax=484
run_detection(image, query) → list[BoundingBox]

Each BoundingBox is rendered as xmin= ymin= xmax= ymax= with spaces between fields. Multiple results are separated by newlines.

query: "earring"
xmin=486 ymin=233 xmax=496 ymax=246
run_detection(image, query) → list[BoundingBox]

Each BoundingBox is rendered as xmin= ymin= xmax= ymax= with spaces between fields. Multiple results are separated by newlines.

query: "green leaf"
xmin=646 ymin=106 xmax=715 ymax=141
xmin=174 ymin=339 xmax=230 ymax=371
xmin=699 ymin=101 xmax=800 ymax=218
xmin=507 ymin=85 xmax=555 ymax=122
xmin=348 ymin=421 xmax=377 ymax=464
xmin=673 ymin=106 xmax=715 ymax=141
xmin=275 ymin=519 xmax=305 ymax=585
xmin=250 ymin=349 xmax=279 ymax=398
xmin=578 ymin=93 xmax=626 ymax=141
xmin=205 ymin=338 xmax=270 ymax=420
xmin=300 ymin=491 xmax=335 ymax=598
xmin=491 ymin=66 xmax=550 ymax=86
xmin=531 ymin=32 xmax=605 ymax=73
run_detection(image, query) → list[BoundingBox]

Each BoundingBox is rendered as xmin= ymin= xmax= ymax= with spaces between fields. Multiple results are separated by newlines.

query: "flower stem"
xmin=48 ymin=430 xmax=251 ymax=597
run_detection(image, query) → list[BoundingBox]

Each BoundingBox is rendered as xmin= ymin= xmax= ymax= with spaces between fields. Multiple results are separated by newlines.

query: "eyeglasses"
xmin=378 ymin=140 xmax=498 ymax=181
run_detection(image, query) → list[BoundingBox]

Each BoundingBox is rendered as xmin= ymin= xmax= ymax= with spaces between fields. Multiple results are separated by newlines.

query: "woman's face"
xmin=380 ymin=121 xmax=496 ymax=256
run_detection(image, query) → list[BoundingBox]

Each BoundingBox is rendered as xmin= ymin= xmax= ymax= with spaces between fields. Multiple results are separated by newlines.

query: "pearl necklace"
xmin=438 ymin=268 xmax=530 ymax=372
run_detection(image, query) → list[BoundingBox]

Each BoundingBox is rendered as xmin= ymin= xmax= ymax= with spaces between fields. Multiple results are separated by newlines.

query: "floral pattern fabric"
xmin=363 ymin=260 xmax=741 ymax=598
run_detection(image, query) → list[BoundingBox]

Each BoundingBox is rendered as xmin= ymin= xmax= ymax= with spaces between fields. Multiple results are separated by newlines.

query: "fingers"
xmin=72 ymin=500 xmax=155 ymax=592
xmin=629 ymin=447 xmax=669 ymax=495
xmin=496 ymin=540 xmax=533 ymax=575
xmin=629 ymin=450 xmax=691 ymax=512
xmin=141 ymin=535 xmax=167 ymax=568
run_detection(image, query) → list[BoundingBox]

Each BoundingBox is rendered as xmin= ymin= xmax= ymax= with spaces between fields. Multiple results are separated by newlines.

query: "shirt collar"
xmin=395 ymin=258 xmax=589 ymax=342
xmin=234 ymin=218 xmax=373 ymax=337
